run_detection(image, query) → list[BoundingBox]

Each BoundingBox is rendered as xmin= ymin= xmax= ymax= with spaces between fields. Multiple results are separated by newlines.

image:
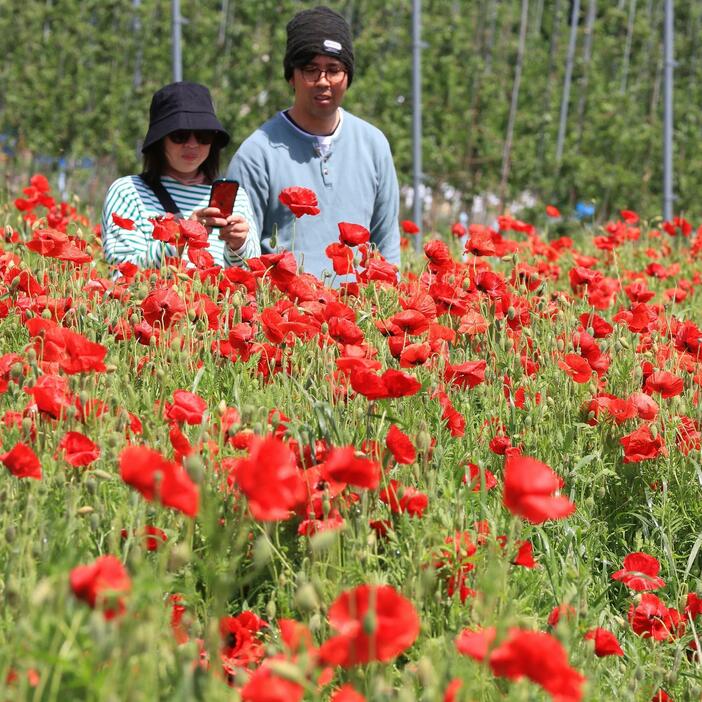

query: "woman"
xmin=101 ymin=81 xmax=260 ymax=270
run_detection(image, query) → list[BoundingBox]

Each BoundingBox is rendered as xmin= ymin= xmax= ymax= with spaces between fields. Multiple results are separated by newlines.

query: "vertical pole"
xmin=663 ymin=0 xmax=674 ymax=220
xmin=412 ymin=0 xmax=423 ymax=251
xmin=555 ymin=0 xmax=580 ymax=168
xmin=172 ymin=0 xmax=183 ymax=82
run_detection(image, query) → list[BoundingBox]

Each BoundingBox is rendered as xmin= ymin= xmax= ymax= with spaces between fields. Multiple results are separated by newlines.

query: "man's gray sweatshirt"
xmin=226 ymin=109 xmax=401 ymax=281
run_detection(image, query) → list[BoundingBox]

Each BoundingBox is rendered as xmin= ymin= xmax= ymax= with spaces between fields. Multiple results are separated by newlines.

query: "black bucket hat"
xmin=141 ymin=82 xmax=230 ymax=153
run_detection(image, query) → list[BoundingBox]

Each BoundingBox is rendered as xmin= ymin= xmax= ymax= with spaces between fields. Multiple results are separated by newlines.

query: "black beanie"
xmin=284 ymin=6 xmax=355 ymax=86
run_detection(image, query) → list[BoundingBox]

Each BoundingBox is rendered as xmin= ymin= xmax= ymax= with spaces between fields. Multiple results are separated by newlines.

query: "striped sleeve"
xmin=101 ymin=177 xmax=176 ymax=268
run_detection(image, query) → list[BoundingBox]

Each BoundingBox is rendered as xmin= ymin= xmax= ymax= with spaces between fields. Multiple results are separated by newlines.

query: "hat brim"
xmin=142 ymin=111 xmax=230 ymax=152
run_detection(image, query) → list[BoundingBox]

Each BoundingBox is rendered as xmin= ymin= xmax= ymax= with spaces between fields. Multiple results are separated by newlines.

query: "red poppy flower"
xmin=546 ymin=205 xmax=561 ymax=218
xmin=338 ymin=222 xmax=370 ymax=246
xmin=455 ymin=626 xmax=497 ymax=661
xmin=330 ymin=684 xmax=366 ymax=702
xmin=379 ymin=479 xmax=428 ymax=517
xmin=178 ymin=219 xmax=209 ymax=248
xmin=503 ymin=453 xmax=575 ymax=523
xmin=318 ymin=584 xmax=420 ymax=666
xmin=489 ymin=628 xmax=585 ymax=702
xmin=558 ymin=353 xmax=592 ymax=383
xmin=386 ymin=425 xmax=416 ymax=465
xmin=165 ymin=390 xmax=207 ymax=425
xmin=219 ymin=611 xmax=267 ymax=672
xmin=628 ymin=593 xmax=685 ymax=641
xmin=111 ymin=213 xmax=136 ymax=230
xmin=584 ymin=628 xmax=623 ymax=657
xmin=240 ymin=661 xmax=304 ymax=702
xmin=462 ymin=463 xmax=497 ymax=492
xmin=141 ymin=287 xmax=186 ymax=328
xmin=513 ymin=540 xmax=536 ymax=568
xmin=620 ymin=424 xmax=666 ymax=463
xmin=150 ymin=214 xmax=181 ymax=244
xmin=643 ymin=371 xmax=684 ymax=399
xmin=322 ymin=446 xmax=381 ymax=489
xmin=399 ymin=342 xmax=431 ymax=368
xmin=25 ymin=374 xmax=74 ymax=419
xmin=612 ymin=552 xmax=665 ymax=591
xmin=232 ymin=435 xmax=307 ymax=521
xmin=58 ymin=431 xmax=100 ymax=467
xmin=444 ymin=360 xmax=487 ymax=389
xmin=628 ymin=391 xmax=659 ymax=420
xmin=278 ymin=186 xmax=320 ymax=217
xmin=401 ymin=220 xmax=420 ymax=234
xmin=1 ymin=443 xmax=42 ymax=480
xmin=326 ymin=242 xmax=355 ymax=275
xmin=119 ymin=446 xmax=199 ymax=517
xmin=70 ymin=555 xmax=131 ymax=619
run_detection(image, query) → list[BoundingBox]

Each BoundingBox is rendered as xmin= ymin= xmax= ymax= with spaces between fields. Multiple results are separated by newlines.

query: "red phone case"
xmin=209 ymin=179 xmax=239 ymax=217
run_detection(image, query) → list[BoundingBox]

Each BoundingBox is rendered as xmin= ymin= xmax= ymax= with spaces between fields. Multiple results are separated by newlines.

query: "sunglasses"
xmin=167 ymin=130 xmax=216 ymax=145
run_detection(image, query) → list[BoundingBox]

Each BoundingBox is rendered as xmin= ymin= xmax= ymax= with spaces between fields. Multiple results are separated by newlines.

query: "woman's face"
xmin=163 ymin=130 xmax=212 ymax=178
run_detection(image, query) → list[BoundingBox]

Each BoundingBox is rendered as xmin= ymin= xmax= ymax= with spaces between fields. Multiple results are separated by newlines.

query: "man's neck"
xmin=287 ymin=107 xmax=340 ymax=136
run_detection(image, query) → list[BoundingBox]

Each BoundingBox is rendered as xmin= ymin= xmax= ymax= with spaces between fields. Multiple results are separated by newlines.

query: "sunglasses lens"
xmin=194 ymin=131 xmax=215 ymax=145
xmin=169 ymin=130 xmax=189 ymax=144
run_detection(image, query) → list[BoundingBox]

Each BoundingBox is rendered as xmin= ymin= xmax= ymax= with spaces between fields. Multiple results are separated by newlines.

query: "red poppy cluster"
xmin=4 ymin=177 xmax=702 ymax=700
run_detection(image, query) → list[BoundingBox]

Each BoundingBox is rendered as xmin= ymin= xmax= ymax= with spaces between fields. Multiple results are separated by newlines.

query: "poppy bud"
xmin=362 ymin=609 xmax=377 ymax=635
xmin=168 ymin=543 xmax=191 ymax=572
xmin=294 ymin=582 xmax=319 ymax=613
xmin=85 ymin=478 xmax=97 ymax=495
xmin=21 ymin=417 xmax=34 ymax=436
xmin=253 ymin=535 xmax=272 ymax=568
xmin=650 ymin=424 xmax=658 ymax=438
xmin=130 ymin=313 xmax=140 ymax=326
xmin=27 ymin=348 xmax=37 ymax=363
xmin=417 ymin=657 xmax=436 ymax=687
xmin=309 ymin=612 xmax=322 ymax=633
xmin=184 ymin=455 xmax=205 ymax=485
xmin=416 ymin=429 xmax=432 ymax=454
xmin=266 ymin=598 xmax=277 ymax=620
xmin=507 ymin=306 xmax=516 ymax=320
xmin=5 ymin=525 xmax=16 ymax=543
xmin=89 ymin=513 xmax=100 ymax=531
xmin=187 ymin=308 xmax=197 ymax=322
xmin=41 ymin=307 xmax=52 ymax=319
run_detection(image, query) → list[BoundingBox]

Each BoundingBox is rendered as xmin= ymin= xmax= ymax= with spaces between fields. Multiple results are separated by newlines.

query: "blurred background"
xmin=0 ymin=0 xmax=698 ymax=227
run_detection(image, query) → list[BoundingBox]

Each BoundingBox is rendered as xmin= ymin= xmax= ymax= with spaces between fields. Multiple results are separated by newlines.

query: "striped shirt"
xmin=100 ymin=175 xmax=260 ymax=270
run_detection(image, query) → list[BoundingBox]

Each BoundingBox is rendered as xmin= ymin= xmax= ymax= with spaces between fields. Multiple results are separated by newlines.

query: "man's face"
xmin=290 ymin=54 xmax=349 ymax=125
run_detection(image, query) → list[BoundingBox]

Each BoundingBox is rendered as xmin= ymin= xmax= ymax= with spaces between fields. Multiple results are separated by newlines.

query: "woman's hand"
xmin=218 ymin=214 xmax=249 ymax=252
xmin=189 ymin=208 xmax=249 ymax=251
xmin=189 ymin=206 xmax=227 ymax=231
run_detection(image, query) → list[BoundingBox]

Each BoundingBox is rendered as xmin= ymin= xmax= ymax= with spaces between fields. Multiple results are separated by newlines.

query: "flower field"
xmin=2 ymin=176 xmax=702 ymax=701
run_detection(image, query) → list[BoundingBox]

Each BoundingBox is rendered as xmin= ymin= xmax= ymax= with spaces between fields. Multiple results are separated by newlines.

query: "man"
xmin=226 ymin=5 xmax=401 ymax=281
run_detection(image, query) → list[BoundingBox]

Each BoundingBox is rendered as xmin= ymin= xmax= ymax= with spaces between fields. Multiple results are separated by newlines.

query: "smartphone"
xmin=209 ymin=178 xmax=239 ymax=217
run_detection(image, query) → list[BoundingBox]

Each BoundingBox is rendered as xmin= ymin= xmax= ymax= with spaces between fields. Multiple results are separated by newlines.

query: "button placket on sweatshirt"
xmin=320 ymin=152 xmax=333 ymax=188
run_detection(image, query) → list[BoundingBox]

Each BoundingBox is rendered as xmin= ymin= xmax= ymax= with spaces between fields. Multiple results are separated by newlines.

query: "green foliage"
xmin=1 ymin=1 xmax=701 ymax=218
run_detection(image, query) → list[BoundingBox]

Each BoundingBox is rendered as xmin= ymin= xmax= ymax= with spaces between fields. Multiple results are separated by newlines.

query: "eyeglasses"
xmin=299 ymin=64 xmax=347 ymax=84
xmin=167 ymin=130 xmax=215 ymax=145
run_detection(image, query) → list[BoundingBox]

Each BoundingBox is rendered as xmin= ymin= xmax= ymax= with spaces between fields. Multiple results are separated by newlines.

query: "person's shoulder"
xmin=342 ymin=111 xmax=391 ymax=147
xmin=106 ymin=174 xmax=143 ymax=198
xmin=237 ymin=113 xmax=288 ymax=150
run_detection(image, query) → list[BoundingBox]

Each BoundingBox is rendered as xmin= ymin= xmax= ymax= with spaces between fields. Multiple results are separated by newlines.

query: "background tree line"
xmin=1 ymin=0 xmax=700 ymax=222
